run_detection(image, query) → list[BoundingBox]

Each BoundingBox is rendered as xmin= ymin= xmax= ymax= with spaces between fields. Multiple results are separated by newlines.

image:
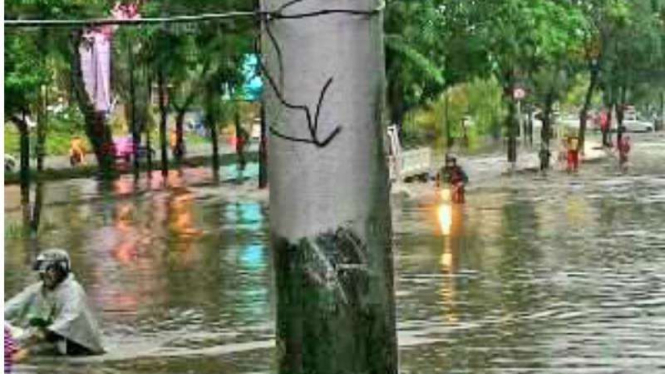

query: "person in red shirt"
xmin=618 ymin=135 xmax=631 ymax=165
xmin=566 ymin=136 xmax=580 ymax=172
xmin=437 ymin=156 xmax=469 ymax=204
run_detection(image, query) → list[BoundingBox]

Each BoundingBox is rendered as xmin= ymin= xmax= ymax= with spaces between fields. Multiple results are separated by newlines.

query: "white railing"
xmin=386 ymin=125 xmax=433 ymax=181
xmin=400 ymin=148 xmax=432 ymax=178
xmin=388 ymin=148 xmax=432 ymax=181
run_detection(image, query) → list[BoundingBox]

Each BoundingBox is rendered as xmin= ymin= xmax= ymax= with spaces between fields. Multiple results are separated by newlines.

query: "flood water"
xmin=5 ymin=135 xmax=665 ymax=374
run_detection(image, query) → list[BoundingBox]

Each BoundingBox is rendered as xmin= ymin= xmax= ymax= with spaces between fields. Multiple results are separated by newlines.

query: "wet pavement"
xmin=4 ymin=133 xmax=665 ymax=373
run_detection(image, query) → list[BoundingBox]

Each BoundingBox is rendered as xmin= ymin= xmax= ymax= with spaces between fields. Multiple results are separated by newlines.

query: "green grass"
xmin=4 ymin=126 xmax=88 ymax=157
xmin=4 ymin=151 xmax=258 ymax=185
xmin=4 ymin=125 xmax=213 ymax=158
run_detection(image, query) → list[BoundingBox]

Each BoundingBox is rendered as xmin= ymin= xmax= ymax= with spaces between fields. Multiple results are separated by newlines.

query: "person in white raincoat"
xmin=4 ymin=249 xmax=104 ymax=356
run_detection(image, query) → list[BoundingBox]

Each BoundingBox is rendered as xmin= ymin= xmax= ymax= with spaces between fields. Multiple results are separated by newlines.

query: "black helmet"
xmin=32 ymin=248 xmax=71 ymax=275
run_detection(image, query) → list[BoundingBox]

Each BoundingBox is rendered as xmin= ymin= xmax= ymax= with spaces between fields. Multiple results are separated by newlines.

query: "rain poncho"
xmin=4 ymin=274 xmax=104 ymax=355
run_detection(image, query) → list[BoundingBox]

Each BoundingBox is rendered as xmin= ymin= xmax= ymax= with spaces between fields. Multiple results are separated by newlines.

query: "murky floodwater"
xmin=5 ymin=135 xmax=665 ymax=373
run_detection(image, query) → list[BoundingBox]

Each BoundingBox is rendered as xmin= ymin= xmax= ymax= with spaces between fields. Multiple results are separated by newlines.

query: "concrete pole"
xmin=263 ymin=0 xmax=399 ymax=373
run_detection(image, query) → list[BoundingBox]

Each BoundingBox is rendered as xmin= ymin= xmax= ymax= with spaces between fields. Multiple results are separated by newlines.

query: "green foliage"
xmin=599 ymin=0 xmax=665 ymax=109
xmin=466 ymin=78 xmax=507 ymax=138
xmin=385 ymin=35 xmax=444 ymax=85
xmin=404 ymin=78 xmax=506 ymax=147
xmin=4 ymin=31 xmax=49 ymax=119
xmin=385 ymin=0 xmax=448 ymax=123
xmin=562 ymin=73 xmax=602 ymax=112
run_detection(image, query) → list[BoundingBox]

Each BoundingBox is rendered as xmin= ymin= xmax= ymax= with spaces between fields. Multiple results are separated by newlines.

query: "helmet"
xmin=32 ymin=248 xmax=71 ymax=275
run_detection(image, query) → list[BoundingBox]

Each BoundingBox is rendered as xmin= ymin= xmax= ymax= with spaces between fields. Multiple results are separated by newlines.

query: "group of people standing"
xmin=560 ymin=109 xmax=632 ymax=173
xmin=596 ymin=108 xmax=633 ymax=167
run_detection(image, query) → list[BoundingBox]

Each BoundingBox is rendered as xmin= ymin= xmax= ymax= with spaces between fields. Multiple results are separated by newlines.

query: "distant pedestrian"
xmin=236 ymin=127 xmax=249 ymax=170
xmin=539 ymin=147 xmax=551 ymax=171
xmin=69 ymin=136 xmax=87 ymax=166
xmin=619 ymin=135 xmax=631 ymax=165
xmin=566 ymin=136 xmax=580 ymax=172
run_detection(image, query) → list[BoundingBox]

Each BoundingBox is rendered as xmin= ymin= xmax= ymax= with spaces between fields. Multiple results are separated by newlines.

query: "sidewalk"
xmin=390 ymin=139 xmax=610 ymax=198
xmin=502 ymin=139 xmax=607 ymax=174
xmin=6 ymin=142 xmax=259 ymax=184
xmin=33 ymin=142 xmax=258 ymax=171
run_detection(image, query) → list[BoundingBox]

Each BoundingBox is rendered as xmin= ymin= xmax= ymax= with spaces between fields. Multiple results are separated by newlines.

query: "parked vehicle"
xmin=113 ymin=137 xmax=155 ymax=162
xmin=622 ymin=112 xmax=654 ymax=132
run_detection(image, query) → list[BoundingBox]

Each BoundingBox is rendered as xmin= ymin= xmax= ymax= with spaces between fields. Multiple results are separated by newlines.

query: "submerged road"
xmin=5 ymin=133 xmax=665 ymax=374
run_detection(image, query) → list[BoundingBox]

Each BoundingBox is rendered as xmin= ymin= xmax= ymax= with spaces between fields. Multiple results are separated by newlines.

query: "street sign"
xmin=513 ymin=88 xmax=526 ymax=100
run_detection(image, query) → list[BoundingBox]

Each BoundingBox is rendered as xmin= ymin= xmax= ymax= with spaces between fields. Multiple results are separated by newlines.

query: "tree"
xmin=5 ymin=30 xmax=48 ymax=202
xmin=525 ymin=1 xmax=586 ymax=169
xmin=385 ymin=0 xmax=447 ymax=136
xmin=600 ymin=0 xmax=664 ymax=144
xmin=263 ymin=0 xmax=398 ymax=373
xmin=572 ymin=0 xmax=629 ymax=152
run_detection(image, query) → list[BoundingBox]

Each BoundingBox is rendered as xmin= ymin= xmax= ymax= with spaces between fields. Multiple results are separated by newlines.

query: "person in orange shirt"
xmin=170 ymin=129 xmax=186 ymax=158
xmin=69 ymin=136 xmax=87 ymax=166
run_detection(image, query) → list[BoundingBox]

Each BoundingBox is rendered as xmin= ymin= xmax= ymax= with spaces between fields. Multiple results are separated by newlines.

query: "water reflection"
xmin=438 ymin=202 xmax=465 ymax=324
xmin=5 ymin=136 xmax=665 ymax=374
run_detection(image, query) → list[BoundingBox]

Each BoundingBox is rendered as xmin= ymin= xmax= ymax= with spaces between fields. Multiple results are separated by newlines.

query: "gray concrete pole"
xmin=262 ymin=0 xmax=399 ymax=373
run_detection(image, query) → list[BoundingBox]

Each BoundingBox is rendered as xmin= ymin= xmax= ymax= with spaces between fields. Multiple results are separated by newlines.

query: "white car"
xmin=557 ymin=116 xmax=580 ymax=130
xmin=622 ymin=119 xmax=654 ymax=132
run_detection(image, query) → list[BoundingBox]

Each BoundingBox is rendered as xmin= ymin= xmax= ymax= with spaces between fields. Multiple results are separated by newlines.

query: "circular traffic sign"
xmin=513 ymin=88 xmax=526 ymax=100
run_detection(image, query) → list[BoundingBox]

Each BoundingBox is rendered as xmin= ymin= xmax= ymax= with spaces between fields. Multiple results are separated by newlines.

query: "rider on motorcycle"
xmin=437 ymin=155 xmax=469 ymax=204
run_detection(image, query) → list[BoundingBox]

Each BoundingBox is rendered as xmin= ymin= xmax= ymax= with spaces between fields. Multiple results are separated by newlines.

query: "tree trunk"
xmin=578 ymin=64 xmax=600 ymax=155
xmin=616 ymin=86 xmax=627 ymax=145
xmin=158 ymin=68 xmax=169 ymax=178
xmin=175 ymin=109 xmax=186 ymax=164
xmin=16 ymin=115 xmax=31 ymax=200
xmin=210 ymin=117 xmax=220 ymax=175
xmin=70 ymin=33 xmax=116 ymax=177
xmin=36 ymin=85 xmax=48 ymax=173
xmin=445 ymin=91 xmax=453 ymax=149
xmin=18 ymin=114 xmax=31 ymax=239
xmin=539 ymin=91 xmax=555 ymax=170
xmin=606 ymin=104 xmax=614 ymax=147
xmin=145 ymin=74 xmax=154 ymax=177
xmin=203 ymin=87 xmax=220 ymax=178
xmin=527 ymin=104 xmax=534 ymax=146
xmin=128 ymin=42 xmax=140 ymax=177
xmin=388 ymin=80 xmax=405 ymax=138
xmin=259 ymin=100 xmax=268 ymax=189
xmin=30 ymin=181 xmax=44 ymax=235
xmin=660 ymin=91 xmax=665 ymax=130
xmin=506 ymin=96 xmax=518 ymax=164
xmin=503 ymin=72 xmax=518 ymax=164
xmin=234 ymin=108 xmax=246 ymax=169
xmin=146 ymin=128 xmax=153 ymax=177
xmin=263 ymin=1 xmax=398 ymax=373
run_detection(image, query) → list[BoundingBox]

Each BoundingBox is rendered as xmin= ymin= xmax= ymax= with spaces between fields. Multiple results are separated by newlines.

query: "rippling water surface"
xmin=5 ymin=135 xmax=665 ymax=373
